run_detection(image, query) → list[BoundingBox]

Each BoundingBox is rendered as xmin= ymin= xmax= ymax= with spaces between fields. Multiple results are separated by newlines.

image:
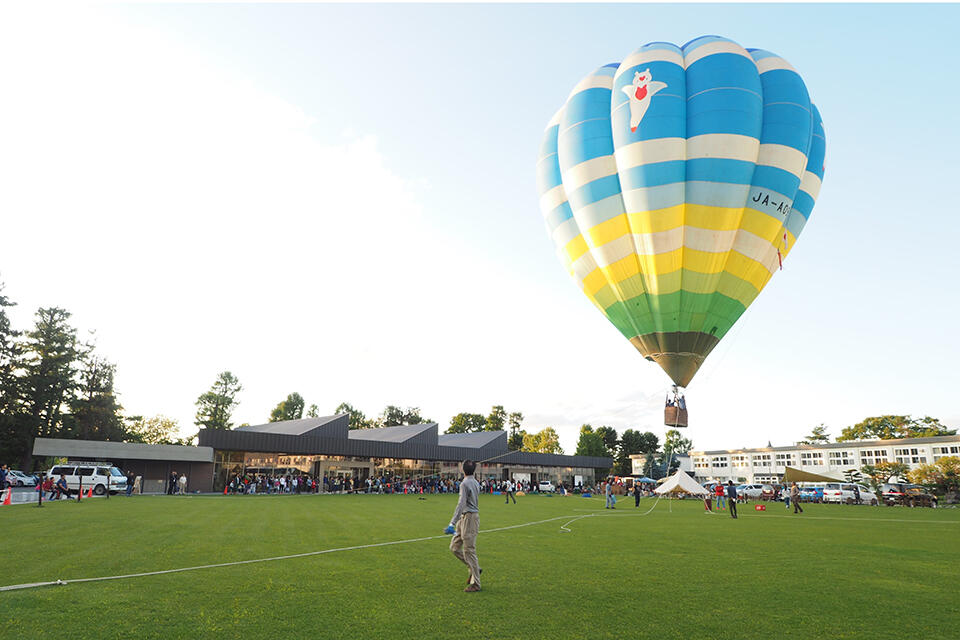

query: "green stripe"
xmin=602 ymin=290 xmax=748 ymax=339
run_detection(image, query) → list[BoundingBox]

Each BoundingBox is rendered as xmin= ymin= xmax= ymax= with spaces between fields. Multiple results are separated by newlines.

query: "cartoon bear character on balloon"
xmin=622 ymin=69 xmax=667 ymax=133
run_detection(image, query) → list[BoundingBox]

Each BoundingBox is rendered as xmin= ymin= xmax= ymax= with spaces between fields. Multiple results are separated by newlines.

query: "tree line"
xmin=0 ymin=282 xmax=189 ymax=469
xmin=798 ymin=416 xmax=955 ymax=445
xmin=574 ymin=424 xmax=693 ymax=478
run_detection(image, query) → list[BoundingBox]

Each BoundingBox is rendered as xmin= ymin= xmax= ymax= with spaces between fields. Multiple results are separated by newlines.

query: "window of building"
xmin=712 ymin=456 xmax=728 ymax=468
xmin=800 ymin=452 xmax=824 ymax=466
xmin=894 ymin=448 xmax=926 ymax=465
xmin=933 ymin=446 xmax=960 ymax=461
xmin=731 ymin=455 xmax=749 ymax=468
xmin=859 ymin=449 xmax=888 ymax=465
xmin=828 ymin=451 xmax=855 ymax=466
xmin=694 ymin=457 xmax=710 ymax=469
xmin=775 ymin=454 xmax=794 ymax=465
xmin=752 ymin=454 xmax=772 ymax=467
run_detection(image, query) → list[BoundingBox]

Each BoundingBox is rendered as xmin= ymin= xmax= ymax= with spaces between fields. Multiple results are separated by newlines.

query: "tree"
xmin=637 ymin=431 xmax=660 ymax=454
xmin=269 ymin=392 xmax=305 ymax=422
xmin=614 ymin=429 xmax=650 ymax=475
xmin=507 ymin=412 xmax=524 ymax=450
xmin=377 ymin=405 xmax=428 ymax=427
xmin=485 ymin=405 xmax=507 ymax=431
xmin=799 ymin=424 xmax=830 ymax=444
xmin=0 ymin=281 xmax=24 ymax=466
xmin=575 ymin=425 xmax=607 ymax=457
xmin=306 ymin=404 xmax=319 ymax=418
xmin=663 ymin=429 xmax=693 ymax=455
xmin=128 ymin=415 xmax=183 ymax=445
xmin=908 ymin=456 xmax=960 ymax=494
xmin=67 ymin=350 xmax=127 ymax=442
xmin=334 ymin=402 xmax=371 ymax=429
xmin=595 ymin=426 xmax=619 ymax=458
xmin=522 ymin=427 xmax=563 ymax=454
xmin=837 ymin=415 xmax=956 ymax=441
xmin=843 ymin=468 xmax=863 ymax=484
xmin=195 ymin=371 xmax=242 ymax=430
xmin=446 ymin=412 xmax=487 ymax=434
xmin=17 ymin=308 xmax=80 ymax=468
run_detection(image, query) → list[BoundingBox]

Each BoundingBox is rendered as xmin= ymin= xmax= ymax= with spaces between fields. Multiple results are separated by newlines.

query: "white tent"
xmin=654 ymin=470 xmax=709 ymax=496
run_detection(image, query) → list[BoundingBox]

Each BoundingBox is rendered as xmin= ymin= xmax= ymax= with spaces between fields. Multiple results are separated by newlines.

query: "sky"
xmin=1 ymin=3 xmax=958 ymax=454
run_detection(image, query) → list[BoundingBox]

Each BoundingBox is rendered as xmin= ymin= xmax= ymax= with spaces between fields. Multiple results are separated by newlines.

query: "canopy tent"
xmin=782 ymin=467 xmax=844 ymax=483
xmin=635 ymin=476 xmax=657 ymax=483
xmin=654 ymin=470 xmax=709 ymax=496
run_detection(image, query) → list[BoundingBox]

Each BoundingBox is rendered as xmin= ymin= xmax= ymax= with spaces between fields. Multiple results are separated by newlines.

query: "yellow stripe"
xmin=582 ymin=205 xmax=786 ymax=249
xmin=563 ymin=235 xmax=589 ymax=263
xmin=567 ymin=203 xmax=795 ymax=307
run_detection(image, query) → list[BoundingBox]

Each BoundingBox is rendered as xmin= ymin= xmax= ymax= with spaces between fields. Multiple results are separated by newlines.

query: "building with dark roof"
xmin=32 ymin=437 xmax=215 ymax=493
xmin=199 ymin=414 xmax=612 ymax=491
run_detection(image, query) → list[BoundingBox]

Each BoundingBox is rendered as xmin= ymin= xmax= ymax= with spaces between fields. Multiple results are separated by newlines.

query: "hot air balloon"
xmin=537 ymin=36 xmax=825 ymax=424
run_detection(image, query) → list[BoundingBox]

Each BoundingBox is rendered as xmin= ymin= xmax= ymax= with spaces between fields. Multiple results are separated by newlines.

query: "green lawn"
xmin=1 ymin=493 xmax=958 ymax=639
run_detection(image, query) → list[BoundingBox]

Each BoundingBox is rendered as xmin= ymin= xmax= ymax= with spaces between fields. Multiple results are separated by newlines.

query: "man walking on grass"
xmin=790 ymin=482 xmax=803 ymax=514
xmin=504 ymin=478 xmax=516 ymax=504
xmin=726 ymin=480 xmax=738 ymax=519
xmin=445 ymin=459 xmax=482 ymax=592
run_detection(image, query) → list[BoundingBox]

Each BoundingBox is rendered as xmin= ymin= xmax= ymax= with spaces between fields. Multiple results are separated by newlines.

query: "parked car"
xmin=881 ymin=483 xmax=935 ymax=507
xmin=760 ymin=485 xmax=776 ymax=501
xmin=537 ymin=480 xmax=555 ymax=493
xmin=738 ymin=484 xmax=767 ymax=499
xmin=46 ymin=463 xmax=127 ymax=495
xmin=822 ymin=482 xmax=878 ymax=505
xmin=798 ymin=486 xmax=824 ymax=503
xmin=6 ymin=470 xmax=38 ymax=487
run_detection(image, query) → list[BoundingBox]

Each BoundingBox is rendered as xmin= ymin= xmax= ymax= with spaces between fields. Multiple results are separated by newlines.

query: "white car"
xmin=822 ymin=482 xmax=878 ymax=505
xmin=6 ymin=470 xmax=38 ymax=487
xmin=738 ymin=484 xmax=766 ymax=499
xmin=538 ymin=480 xmax=555 ymax=493
xmin=47 ymin=463 xmax=127 ymax=496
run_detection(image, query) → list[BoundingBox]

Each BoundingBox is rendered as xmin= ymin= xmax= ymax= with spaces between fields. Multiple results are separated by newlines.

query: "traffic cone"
xmin=2 ymin=488 xmax=12 ymax=506
xmin=86 ymin=488 xmax=93 ymax=498
xmin=223 ymin=485 xmax=229 ymax=495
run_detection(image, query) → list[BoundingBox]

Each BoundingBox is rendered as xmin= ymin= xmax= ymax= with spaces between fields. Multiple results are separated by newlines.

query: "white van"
xmin=47 ymin=463 xmax=127 ymax=495
xmin=538 ymin=480 xmax=555 ymax=493
xmin=822 ymin=482 xmax=877 ymax=505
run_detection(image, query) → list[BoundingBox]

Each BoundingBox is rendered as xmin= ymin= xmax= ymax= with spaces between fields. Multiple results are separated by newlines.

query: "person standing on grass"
xmin=178 ymin=473 xmax=188 ymax=495
xmin=504 ymin=478 xmax=516 ymax=504
xmin=783 ymin=484 xmax=790 ymax=510
xmin=445 ymin=459 xmax=482 ymax=592
xmin=791 ymin=482 xmax=803 ymax=514
xmin=726 ymin=480 xmax=738 ymax=518
xmin=605 ymin=479 xmax=616 ymax=509
xmin=715 ymin=482 xmax=725 ymax=510
xmin=634 ymin=483 xmax=642 ymax=508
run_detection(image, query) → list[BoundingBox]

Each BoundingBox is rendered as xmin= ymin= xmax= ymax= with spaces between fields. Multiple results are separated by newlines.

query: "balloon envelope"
xmin=537 ymin=36 xmax=825 ymax=387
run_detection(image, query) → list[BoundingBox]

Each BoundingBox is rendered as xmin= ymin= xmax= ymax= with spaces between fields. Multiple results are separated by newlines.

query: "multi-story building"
xmin=689 ymin=435 xmax=960 ymax=484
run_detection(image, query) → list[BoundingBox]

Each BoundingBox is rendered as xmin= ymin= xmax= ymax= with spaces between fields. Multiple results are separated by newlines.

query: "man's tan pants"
xmin=449 ymin=512 xmax=480 ymax=587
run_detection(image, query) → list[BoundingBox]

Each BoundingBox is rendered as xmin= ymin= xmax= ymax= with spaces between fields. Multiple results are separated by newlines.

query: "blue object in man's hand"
xmin=444 ymin=525 xmax=455 ymax=535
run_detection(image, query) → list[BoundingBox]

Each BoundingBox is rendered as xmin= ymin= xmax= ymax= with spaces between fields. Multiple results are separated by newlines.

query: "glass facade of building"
xmin=213 ymin=449 xmax=600 ymax=492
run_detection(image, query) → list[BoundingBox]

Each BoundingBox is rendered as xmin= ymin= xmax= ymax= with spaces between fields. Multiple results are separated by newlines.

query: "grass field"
xmin=2 ymin=492 xmax=958 ymax=639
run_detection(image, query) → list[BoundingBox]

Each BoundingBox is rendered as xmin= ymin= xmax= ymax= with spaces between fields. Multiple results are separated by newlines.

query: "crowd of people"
xmin=221 ymin=473 xmax=594 ymax=496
